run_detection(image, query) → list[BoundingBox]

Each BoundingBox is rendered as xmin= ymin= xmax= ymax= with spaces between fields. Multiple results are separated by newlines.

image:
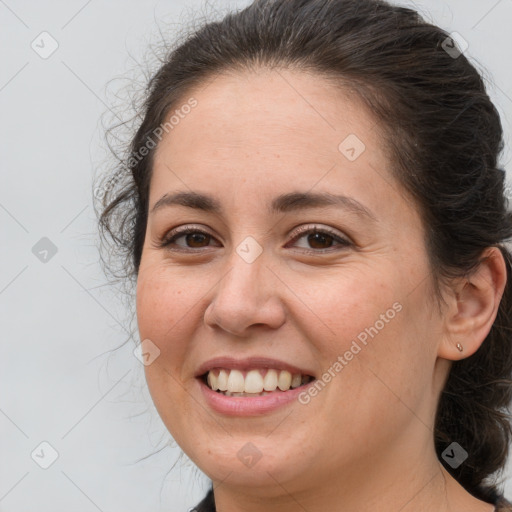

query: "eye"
xmin=158 ymin=224 xmax=352 ymax=253
xmin=286 ymin=225 xmax=352 ymax=253
xmin=159 ymin=226 xmax=219 ymax=251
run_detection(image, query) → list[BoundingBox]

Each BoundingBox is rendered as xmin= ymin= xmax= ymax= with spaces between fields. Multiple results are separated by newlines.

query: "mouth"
xmin=199 ymin=368 xmax=316 ymax=397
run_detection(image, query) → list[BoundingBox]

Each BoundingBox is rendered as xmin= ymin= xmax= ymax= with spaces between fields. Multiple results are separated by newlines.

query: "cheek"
xmin=136 ymin=267 xmax=200 ymax=368
xmin=136 ymin=268 xmax=201 ymax=431
xmin=300 ymin=265 xmax=432 ymax=410
xmin=289 ymin=265 xmax=400 ymax=353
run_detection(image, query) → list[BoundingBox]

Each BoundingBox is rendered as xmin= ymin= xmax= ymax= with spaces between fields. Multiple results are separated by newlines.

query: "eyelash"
xmin=158 ymin=224 xmax=352 ymax=254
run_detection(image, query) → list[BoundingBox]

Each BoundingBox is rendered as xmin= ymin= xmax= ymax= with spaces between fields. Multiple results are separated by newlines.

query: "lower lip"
xmin=197 ymin=377 xmax=315 ymax=416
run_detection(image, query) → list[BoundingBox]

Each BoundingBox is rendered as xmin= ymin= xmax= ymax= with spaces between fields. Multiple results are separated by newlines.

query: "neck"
xmin=210 ymin=439 xmax=494 ymax=512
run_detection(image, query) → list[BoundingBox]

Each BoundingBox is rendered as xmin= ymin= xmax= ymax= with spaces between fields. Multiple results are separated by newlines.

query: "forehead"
xmin=150 ymin=68 xmax=413 ymax=224
xmin=157 ymin=67 xmax=377 ymax=155
xmin=155 ymin=69 xmax=387 ymax=175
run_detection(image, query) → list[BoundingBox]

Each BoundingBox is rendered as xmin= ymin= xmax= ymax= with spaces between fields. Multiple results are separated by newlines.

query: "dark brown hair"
xmin=95 ymin=0 xmax=512 ymax=503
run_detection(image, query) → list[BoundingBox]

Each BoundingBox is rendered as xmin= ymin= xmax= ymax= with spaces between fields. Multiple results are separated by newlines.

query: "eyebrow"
xmin=150 ymin=190 xmax=377 ymax=221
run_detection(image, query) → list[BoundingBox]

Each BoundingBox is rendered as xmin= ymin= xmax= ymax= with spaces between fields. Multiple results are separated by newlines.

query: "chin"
xmin=192 ymin=441 xmax=312 ymax=491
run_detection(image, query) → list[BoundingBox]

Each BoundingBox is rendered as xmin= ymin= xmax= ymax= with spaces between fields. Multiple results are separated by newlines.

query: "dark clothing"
xmin=191 ymin=489 xmax=214 ymax=512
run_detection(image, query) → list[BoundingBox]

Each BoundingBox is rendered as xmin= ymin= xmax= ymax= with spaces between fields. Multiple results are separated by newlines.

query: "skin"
xmin=135 ymin=68 xmax=506 ymax=512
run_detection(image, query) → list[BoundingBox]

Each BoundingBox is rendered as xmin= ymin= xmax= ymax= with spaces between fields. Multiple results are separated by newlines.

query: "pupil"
xmin=308 ymin=232 xmax=332 ymax=249
xmin=187 ymin=233 xmax=208 ymax=247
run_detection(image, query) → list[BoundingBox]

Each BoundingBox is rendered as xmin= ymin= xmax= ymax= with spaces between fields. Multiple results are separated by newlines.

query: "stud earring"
xmin=456 ymin=342 xmax=463 ymax=352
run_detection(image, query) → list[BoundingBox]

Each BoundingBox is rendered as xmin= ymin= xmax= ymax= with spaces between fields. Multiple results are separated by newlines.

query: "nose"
xmin=203 ymin=250 xmax=286 ymax=337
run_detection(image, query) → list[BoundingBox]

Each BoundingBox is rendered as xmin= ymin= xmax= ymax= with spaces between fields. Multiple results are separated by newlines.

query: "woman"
xmin=96 ymin=0 xmax=512 ymax=510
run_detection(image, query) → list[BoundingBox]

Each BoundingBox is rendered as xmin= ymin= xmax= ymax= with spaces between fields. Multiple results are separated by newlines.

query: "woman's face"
xmin=136 ymin=69 xmax=449 ymax=498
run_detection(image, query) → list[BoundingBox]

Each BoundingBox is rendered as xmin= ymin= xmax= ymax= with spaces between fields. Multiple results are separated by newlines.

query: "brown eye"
xmin=305 ymin=232 xmax=335 ymax=249
xmin=288 ymin=226 xmax=352 ymax=253
xmin=159 ymin=225 xmax=351 ymax=254
xmin=184 ymin=232 xmax=211 ymax=248
xmin=160 ymin=228 xmax=219 ymax=250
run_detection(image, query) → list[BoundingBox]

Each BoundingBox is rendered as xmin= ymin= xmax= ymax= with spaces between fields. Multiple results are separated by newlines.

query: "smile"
xmin=202 ymin=368 xmax=315 ymax=396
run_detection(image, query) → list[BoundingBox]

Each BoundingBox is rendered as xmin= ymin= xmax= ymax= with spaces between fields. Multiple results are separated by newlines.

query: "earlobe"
xmin=438 ymin=246 xmax=507 ymax=361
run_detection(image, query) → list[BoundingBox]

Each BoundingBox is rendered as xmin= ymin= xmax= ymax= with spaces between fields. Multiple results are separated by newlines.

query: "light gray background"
xmin=1 ymin=1 xmax=511 ymax=511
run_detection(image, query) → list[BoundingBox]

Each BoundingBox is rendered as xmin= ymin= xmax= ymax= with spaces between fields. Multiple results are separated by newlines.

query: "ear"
xmin=438 ymin=246 xmax=508 ymax=360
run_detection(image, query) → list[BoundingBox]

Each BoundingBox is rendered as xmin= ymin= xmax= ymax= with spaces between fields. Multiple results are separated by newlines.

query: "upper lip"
xmin=195 ymin=356 xmax=316 ymax=378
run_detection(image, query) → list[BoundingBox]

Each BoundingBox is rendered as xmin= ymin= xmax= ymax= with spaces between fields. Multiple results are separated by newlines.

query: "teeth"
xmin=205 ymin=368 xmax=311 ymax=394
xmin=224 ymin=391 xmax=274 ymax=397
xmin=263 ymin=369 xmax=278 ymax=391
xmin=207 ymin=372 xmax=218 ymax=391
xmin=244 ymin=369 xmax=264 ymax=393
xmin=227 ymin=369 xmax=245 ymax=392
xmin=277 ymin=370 xmax=292 ymax=391
xmin=217 ymin=369 xmax=228 ymax=391
xmin=291 ymin=373 xmax=302 ymax=388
